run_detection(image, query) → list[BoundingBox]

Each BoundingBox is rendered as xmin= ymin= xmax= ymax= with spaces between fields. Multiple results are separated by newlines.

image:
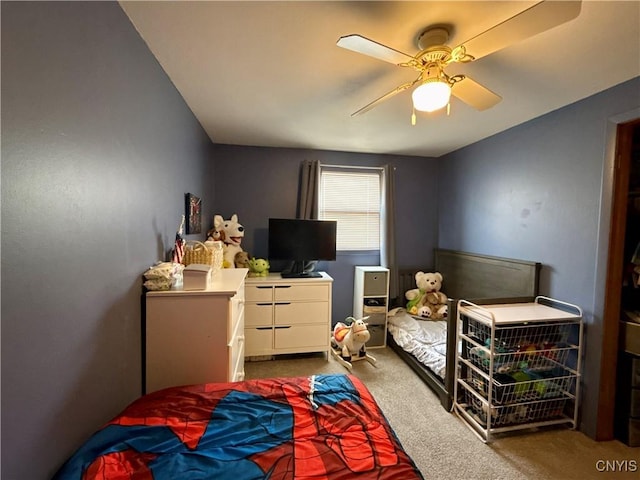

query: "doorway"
xmin=597 ymin=119 xmax=640 ymax=440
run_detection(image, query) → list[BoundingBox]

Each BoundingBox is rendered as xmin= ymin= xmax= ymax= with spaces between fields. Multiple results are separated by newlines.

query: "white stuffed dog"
xmin=213 ymin=214 xmax=245 ymax=268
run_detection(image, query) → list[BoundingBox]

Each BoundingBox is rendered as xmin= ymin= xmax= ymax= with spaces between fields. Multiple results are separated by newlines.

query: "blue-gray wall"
xmin=438 ymin=76 xmax=640 ymax=437
xmin=211 ymin=144 xmax=439 ymax=322
xmin=1 ymin=2 xmax=216 ymax=479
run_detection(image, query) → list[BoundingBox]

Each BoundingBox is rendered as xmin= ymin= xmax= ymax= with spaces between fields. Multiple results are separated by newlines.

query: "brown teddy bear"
xmin=234 ymin=251 xmax=251 ymax=269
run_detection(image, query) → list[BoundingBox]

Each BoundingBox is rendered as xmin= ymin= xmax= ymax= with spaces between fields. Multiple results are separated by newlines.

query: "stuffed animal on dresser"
xmin=234 ymin=251 xmax=251 ymax=269
xmin=248 ymin=258 xmax=270 ymax=277
xmin=212 ymin=214 xmax=245 ymax=268
xmin=405 ymin=271 xmax=448 ymax=319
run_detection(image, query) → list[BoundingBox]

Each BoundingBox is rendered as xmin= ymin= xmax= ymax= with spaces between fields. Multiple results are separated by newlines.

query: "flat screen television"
xmin=268 ymin=218 xmax=337 ymax=278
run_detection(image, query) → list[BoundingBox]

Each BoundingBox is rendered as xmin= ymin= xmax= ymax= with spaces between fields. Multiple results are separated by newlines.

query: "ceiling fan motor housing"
xmin=416 ymin=26 xmax=450 ymax=50
xmin=415 ymin=27 xmax=455 ymax=66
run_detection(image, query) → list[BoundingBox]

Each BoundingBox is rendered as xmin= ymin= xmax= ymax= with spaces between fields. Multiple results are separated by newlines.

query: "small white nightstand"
xmin=353 ymin=266 xmax=389 ymax=348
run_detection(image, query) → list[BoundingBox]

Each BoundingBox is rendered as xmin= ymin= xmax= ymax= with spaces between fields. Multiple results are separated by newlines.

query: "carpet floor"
xmin=245 ymin=347 xmax=638 ymax=480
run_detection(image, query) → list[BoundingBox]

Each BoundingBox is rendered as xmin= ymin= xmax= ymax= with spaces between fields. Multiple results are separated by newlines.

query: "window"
xmin=318 ymin=166 xmax=383 ymax=251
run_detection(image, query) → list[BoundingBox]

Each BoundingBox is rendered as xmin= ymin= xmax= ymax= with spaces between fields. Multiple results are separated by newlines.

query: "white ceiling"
xmin=120 ymin=1 xmax=640 ymax=158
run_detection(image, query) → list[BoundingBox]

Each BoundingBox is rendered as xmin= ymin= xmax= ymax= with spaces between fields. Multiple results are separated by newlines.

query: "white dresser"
xmin=144 ymin=268 xmax=247 ymax=393
xmin=244 ymin=272 xmax=333 ymax=357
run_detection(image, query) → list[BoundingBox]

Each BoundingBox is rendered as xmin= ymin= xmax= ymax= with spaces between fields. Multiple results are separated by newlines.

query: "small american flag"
xmin=172 ymin=215 xmax=186 ymax=264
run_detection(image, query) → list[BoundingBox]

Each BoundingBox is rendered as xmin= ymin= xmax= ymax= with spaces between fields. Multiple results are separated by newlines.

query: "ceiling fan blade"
xmin=352 ymin=77 xmax=421 ymax=116
xmin=457 ymin=1 xmax=582 ymax=60
xmin=452 ymin=77 xmax=502 ymax=111
xmin=337 ymin=34 xmax=414 ymax=65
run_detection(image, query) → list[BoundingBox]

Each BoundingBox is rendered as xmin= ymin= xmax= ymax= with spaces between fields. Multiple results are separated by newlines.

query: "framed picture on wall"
xmin=185 ymin=193 xmax=202 ymax=234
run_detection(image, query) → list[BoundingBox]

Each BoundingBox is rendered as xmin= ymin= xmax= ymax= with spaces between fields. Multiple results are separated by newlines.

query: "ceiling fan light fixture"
xmin=412 ymin=79 xmax=451 ymax=112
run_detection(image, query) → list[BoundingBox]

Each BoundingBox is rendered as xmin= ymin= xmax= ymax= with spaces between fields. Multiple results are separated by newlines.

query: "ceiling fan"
xmin=337 ymin=1 xmax=582 ymax=123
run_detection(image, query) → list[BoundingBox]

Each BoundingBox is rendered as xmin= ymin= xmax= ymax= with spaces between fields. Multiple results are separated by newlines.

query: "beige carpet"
xmin=245 ymin=347 xmax=639 ymax=480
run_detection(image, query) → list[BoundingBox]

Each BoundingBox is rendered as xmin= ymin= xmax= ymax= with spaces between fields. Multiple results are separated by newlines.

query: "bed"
xmin=387 ymin=249 xmax=541 ymax=411
xmin=52 ymin=373 xmax=424 ymax=479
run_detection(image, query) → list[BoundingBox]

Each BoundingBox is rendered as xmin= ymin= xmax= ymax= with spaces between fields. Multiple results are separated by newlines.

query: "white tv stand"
xmin=244 ymin=272 xmax=333 ymax=357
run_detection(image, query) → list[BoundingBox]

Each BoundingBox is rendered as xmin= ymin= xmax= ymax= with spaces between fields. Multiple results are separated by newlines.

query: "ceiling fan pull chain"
xmin=411 ymin=108 xmax=417 ymax=126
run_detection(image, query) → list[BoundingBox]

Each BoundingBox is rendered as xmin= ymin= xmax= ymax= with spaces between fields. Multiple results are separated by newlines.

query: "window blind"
xmin=318 ymin=168 xmax=382 ymax=251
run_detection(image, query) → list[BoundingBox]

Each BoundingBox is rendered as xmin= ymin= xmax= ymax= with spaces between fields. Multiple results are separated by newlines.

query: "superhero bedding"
xmin=53 ymin=374 xmax=423 ymax=479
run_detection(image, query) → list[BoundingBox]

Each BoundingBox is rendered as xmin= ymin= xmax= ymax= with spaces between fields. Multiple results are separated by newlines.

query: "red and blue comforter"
xmin=53 ymin=373 xmax=424 ymax=479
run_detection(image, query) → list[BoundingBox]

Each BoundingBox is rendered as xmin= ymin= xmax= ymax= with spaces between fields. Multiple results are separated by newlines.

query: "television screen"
xmin=268 ymin=218 xmax=337 ymax=277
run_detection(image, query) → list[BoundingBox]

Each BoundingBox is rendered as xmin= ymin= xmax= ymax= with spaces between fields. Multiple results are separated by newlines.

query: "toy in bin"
xmin=331 ymin=317 xmax=377 ymax=370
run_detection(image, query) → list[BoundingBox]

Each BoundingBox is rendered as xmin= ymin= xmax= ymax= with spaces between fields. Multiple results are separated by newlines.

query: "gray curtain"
xmin=295 ymin=159 xmax=320 ymax=274
xmin=381 ymin=164 xmax=398 ymax=300
xmin=297 ymin=159 xmax=319 ymax=220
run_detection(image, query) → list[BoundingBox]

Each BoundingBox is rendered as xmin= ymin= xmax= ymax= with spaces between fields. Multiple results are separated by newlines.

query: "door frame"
xmin=596 ymin=115 xmax=640 ymax=439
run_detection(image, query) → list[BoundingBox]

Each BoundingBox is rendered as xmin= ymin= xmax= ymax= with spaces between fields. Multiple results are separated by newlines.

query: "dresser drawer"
xmin=274 ymin=302 xmax=329 ymax=325
xmin=274 ymin=284 xmax=330 ymax=302
xmin=274 ymin=324 xmax=329 ymax=350
xmin=245 ymin=327 xmax=273 ymax=356
xmin=365 ymin=312 xmax=386 ymax=326
xmin=367 ymin=323 xmax=387 ymax=348
xmin=362 ymin=271 xmax=388 ymax=296
xmin=246 ymin=285 xmax=273 ymax=302
xmin=245 ymin=302 xmax=273 ymax=326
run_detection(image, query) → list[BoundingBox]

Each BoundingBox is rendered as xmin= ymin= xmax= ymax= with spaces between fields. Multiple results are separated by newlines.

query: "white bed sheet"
xmin=387 ymin=307 xmax=447 ymax=379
